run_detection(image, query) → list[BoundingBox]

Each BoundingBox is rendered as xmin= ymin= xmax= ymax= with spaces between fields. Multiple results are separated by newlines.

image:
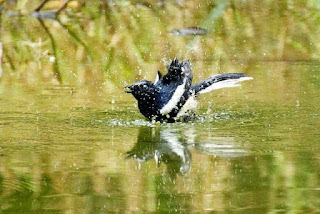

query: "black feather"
xmin=192 ymin=73 xmax=246 ymax=94
xmin=125 ymin=59 xmax=252 ymax=122
xmin=163 ymin=59 xmax=192 ymax=82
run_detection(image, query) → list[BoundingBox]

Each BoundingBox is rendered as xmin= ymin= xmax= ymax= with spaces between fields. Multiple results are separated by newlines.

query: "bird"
xmin=125 ymin=59 xmax=253 ymax=123
xmin=126 ymin=127 xmax=192 ymax=178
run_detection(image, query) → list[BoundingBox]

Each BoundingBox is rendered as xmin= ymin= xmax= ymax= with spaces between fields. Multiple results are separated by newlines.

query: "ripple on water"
xmin=107 ymin=119 xmax=157 ymax=127
xmin=106 ymin=111 xmax=245 ymax=127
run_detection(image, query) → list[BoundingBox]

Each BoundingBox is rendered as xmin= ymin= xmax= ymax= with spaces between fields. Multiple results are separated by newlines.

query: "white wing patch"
xmin=199 ymin=76 xmax=253 ymax=94
xmin=160 ymin=79 xmax=186 ymax=115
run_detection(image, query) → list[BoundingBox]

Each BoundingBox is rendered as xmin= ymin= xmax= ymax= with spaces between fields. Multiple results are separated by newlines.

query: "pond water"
xmin=1 ymin=61 xmax=319 ymax=213
xmin=1 ymin=0 xmax=320 ymax=213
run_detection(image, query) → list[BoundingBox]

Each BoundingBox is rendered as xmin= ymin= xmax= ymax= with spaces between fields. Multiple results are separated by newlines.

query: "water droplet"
xmin=49 ymin=56 xmax=56 ymax=62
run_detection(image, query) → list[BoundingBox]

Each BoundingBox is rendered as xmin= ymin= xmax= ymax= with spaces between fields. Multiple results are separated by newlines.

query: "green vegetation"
xmin=1 ymin=0 xmax=320 ymax=86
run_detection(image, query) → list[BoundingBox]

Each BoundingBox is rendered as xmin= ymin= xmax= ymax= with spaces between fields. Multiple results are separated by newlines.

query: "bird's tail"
xmin=164 ymin=59 xmax=192 ymax=81
xmin=192 ymin=73 xmax=253 ymax=94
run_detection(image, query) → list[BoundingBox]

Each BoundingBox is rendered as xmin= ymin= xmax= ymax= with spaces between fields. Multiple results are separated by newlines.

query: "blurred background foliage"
xmin=1 ymin=0 xmax=320 ymax=87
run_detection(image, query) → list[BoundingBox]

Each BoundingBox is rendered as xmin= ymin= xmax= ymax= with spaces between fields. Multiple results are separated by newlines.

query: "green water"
xmin=0 ymin=61 xmax=319 ymax=213
xmin=1 ymin=0 xmax=320 ymax=213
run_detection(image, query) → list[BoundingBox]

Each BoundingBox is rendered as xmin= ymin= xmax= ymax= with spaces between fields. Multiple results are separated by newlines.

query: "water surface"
xmin=1 ymin=61 xmax=319 ymax=213
xmin=1 ymin=0 xmax=320 ymax=213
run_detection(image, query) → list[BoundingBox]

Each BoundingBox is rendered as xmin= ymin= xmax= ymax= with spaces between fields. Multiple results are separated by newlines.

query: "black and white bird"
xmin=125 ymin=59 xmax=252 ymax=122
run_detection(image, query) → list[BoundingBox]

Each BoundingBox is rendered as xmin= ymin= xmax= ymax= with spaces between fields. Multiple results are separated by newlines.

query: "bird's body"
xmin=126 ymin=59 xmax=252 ymax=122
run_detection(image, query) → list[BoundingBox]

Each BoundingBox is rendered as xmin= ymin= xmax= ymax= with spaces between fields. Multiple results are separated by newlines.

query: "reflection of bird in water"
xmin=126 ymin=126 xmax=248 ymax=178
xmin=194 ymin=141 xmax=247 ymax=158
xmin=126 ymin=127 xmax=192 ymax=179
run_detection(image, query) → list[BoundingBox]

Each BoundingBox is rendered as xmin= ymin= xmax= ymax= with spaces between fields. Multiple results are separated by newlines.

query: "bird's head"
xmin=125 ymin=80 xmax=157 ymax=100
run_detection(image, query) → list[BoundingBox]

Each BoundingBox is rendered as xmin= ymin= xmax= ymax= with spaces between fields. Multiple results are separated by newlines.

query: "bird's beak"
xmin=125 ymin=85 xmax=133 ymax=93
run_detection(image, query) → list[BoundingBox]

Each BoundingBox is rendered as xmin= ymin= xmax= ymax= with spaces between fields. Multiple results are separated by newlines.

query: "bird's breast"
xmin=175 ymin=95 xmax=198 ymax=118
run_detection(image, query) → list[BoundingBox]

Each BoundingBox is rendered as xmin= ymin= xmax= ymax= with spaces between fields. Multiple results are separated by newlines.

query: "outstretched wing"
xmin=192 ymin=73 xmax=253 ymax=94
